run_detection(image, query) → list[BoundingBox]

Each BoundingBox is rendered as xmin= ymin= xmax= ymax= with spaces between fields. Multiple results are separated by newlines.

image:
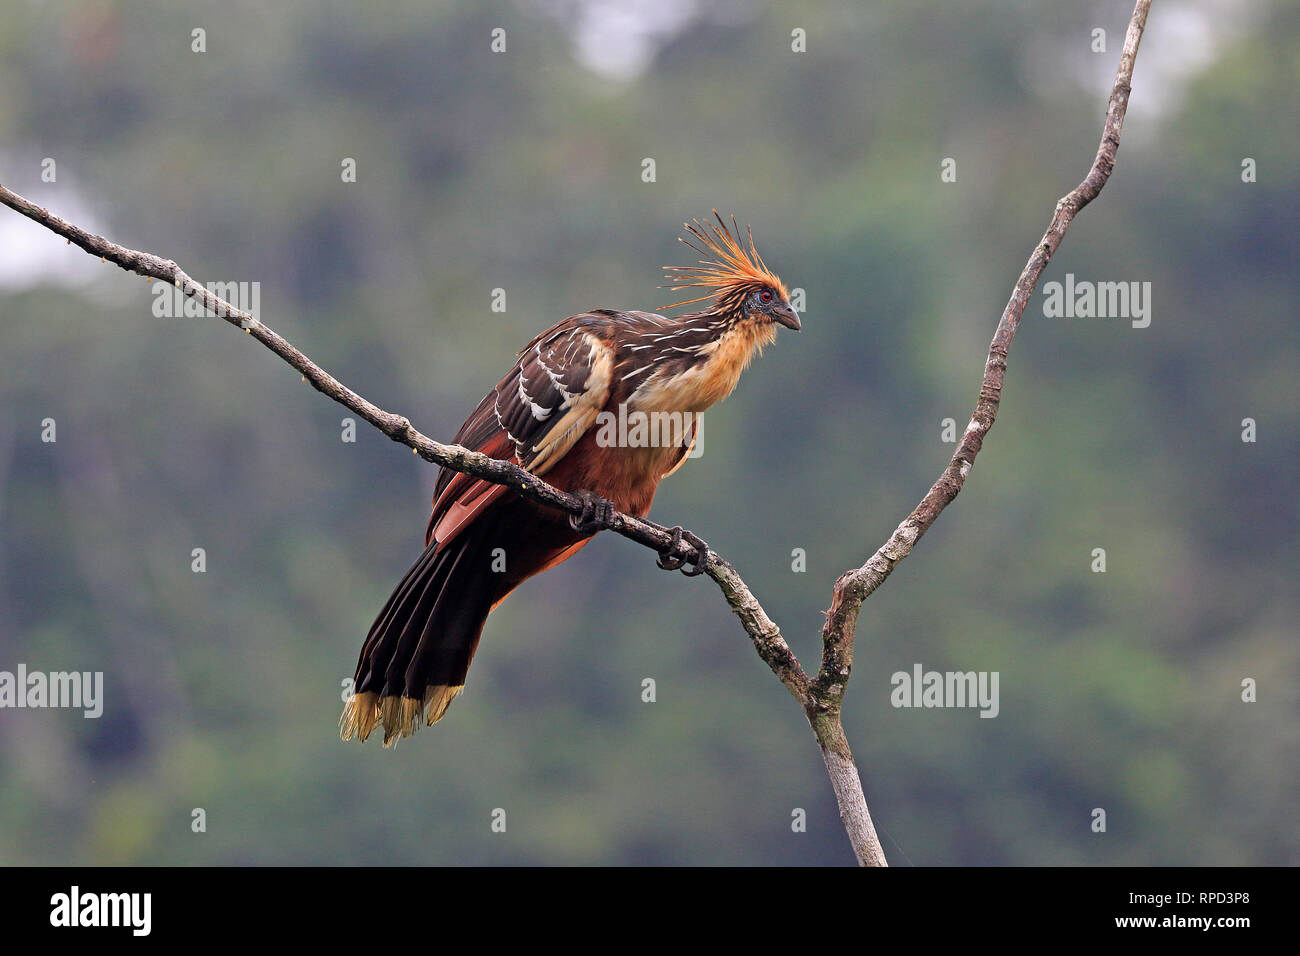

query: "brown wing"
xmin=660 ymin=413 xmax=701 ymax=479
xmin=425 ymin=314 xmax=616 ymax=547
xmin=503 ymin=319 xmax=614 ymax=476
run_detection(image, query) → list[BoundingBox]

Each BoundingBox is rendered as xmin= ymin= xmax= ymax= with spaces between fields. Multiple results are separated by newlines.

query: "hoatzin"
xmin=341 ymin=213 xmax=800 ymax=745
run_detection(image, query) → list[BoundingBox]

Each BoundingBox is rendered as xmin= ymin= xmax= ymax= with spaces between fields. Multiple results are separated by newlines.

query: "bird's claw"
xmin=569 ymin=490 xmax=616 ymax=535
xmin=656 ymin=526 xmax=711 ymax=577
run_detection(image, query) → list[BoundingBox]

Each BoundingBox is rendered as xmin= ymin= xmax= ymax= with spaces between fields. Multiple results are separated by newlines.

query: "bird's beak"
xmin=773 ymin=303 xmax=801 ymax=331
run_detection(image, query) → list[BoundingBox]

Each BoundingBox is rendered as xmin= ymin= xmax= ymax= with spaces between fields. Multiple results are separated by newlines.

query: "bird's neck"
xmin=690 ymin=313 xmax=778 ymax=406
xmin=630 ymin=311 xmax=776 ymax=414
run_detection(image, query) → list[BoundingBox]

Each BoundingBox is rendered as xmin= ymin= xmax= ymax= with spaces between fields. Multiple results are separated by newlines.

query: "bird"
xmin=340 ymin=212 xmax=800 ymax=745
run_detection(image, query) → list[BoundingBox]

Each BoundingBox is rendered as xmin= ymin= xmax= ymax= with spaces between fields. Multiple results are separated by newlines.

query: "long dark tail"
xmin=341 ymin=524 xmax=496 ymax=746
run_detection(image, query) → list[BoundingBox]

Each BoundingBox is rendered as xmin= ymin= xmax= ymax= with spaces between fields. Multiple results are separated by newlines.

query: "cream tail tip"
xmin=339 ymin=686 xmax=464 ymax=745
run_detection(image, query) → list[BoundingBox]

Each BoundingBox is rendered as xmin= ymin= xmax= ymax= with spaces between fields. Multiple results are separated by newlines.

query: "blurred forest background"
xmin=0 ymin=0 xmax=1295 ymax=865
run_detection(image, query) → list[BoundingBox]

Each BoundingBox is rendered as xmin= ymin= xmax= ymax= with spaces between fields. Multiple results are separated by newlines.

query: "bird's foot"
xmin=656 ymin=526 xmax=711 ymax=577
xmin=569 ymin=490 xmax=617 ymax=535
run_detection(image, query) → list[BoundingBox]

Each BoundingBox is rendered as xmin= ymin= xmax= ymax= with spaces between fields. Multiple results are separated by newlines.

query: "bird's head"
xmin=662 ymin=212 xmax=800 ymax=332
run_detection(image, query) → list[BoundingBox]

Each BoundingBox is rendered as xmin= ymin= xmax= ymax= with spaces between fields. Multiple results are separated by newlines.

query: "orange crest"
xmin=662 ymin=211 xmax=788 ymax=311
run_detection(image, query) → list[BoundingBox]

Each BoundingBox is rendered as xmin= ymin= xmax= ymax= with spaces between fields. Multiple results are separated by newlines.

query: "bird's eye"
xmin=759 ymin=290 xmax=773 ymax=303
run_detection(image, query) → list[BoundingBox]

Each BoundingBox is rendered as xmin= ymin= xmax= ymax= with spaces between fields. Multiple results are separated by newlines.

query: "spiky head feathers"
xmin=663 ymin=211 xmax=789 ymax=313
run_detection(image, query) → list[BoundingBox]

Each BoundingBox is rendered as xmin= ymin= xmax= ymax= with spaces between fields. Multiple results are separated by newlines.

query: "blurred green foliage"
xmin=0 ymin=0 xmax=1295 ymax=865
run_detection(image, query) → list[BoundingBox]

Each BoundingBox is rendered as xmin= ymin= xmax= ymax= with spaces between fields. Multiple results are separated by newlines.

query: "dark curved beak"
xmin=773 ymin=303 xmax=801 ymax=331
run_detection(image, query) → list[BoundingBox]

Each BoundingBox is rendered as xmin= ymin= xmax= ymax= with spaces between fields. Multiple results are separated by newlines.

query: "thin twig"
xmin=802 ymin=0 xmax=1151 ymax=865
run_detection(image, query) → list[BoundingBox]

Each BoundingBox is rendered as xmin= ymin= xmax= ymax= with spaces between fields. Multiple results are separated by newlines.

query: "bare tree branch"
xmin=799 ymin=0 xmax=1151 ymax=865
xmin=0 ymin=0 xmax=1149 ymax=867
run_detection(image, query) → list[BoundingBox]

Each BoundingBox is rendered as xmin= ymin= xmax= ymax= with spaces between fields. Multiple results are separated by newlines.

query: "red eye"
xmin=759 ymin=290 xmax=773 ymax=303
